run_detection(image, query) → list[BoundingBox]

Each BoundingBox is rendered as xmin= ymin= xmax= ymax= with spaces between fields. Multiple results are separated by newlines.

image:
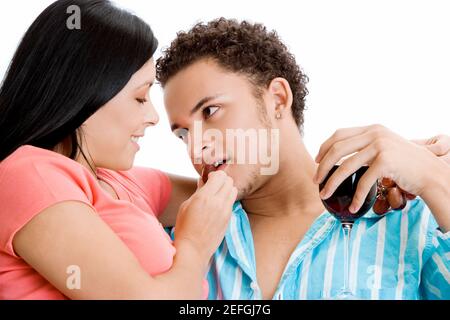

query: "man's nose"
xmin=191 ymin=141 xmax=211 ymax=164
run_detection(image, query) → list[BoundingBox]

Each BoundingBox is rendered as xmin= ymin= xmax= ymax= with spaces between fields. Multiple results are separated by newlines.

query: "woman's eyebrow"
xmin=136 ymin=81 xmax=154 ymax=90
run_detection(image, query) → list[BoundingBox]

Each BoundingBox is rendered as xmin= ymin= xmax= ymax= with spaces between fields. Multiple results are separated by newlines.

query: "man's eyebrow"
xmin=171 ymin=94 xmax=223 ymax=132
xmin=190 ymin=95 xmax=221 ymax=115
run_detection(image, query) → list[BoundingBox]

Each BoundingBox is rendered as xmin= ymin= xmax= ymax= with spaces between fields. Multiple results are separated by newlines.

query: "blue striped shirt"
xmin=205 ymin=199 xmax=450 ymax=300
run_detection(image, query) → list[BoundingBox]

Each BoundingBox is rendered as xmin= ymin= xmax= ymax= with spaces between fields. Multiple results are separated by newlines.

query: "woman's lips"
xmin=130 ymin=140 xmax=140 ymax=151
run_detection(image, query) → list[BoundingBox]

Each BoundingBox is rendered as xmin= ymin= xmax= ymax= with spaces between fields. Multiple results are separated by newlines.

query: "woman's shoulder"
xmin=0 ymin=145 xmax=91 ymax=178
xmin=0 ymin=145 xmax=97 ymax=255
xmin=2 ymin=144 xmax=61 ymax=161
xmin=0 ymin=144 xmax=97 ymax=202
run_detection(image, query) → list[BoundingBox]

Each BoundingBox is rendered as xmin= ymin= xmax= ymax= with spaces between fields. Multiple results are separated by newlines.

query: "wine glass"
xmin=319 ymin=165 xmax=377 ymax=299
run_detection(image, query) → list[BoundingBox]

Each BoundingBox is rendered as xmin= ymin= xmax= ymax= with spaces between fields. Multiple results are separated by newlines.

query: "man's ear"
xmin=266 ymin=77 xmax=293 ymax=119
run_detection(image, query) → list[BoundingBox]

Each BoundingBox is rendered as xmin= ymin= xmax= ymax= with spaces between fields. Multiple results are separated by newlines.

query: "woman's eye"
xmin=202 ymin=106 xmax=220 ymax=119
xmin=136 ymin=98 xmax=147 ymax=105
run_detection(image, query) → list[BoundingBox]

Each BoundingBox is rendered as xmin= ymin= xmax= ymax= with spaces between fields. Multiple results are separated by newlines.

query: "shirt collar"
xmin=223 ymin=202 xmax=337 ymax=281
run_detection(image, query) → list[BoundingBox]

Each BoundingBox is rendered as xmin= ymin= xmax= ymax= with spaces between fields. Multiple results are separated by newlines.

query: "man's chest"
xmin=249 ymin=216 xmax=314 ymax=299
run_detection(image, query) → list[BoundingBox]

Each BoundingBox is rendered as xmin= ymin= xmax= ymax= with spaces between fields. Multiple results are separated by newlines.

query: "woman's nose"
xmin=144 ymin=100 xmax=159 ymax=126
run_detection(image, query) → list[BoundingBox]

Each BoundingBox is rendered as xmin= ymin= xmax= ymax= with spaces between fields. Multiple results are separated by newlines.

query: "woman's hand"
xmin=412 ymin=134 xmax=450 ymax=165
xmin=313 ymin=124 xmax=447 ymax=213
xmin=174 ymin=170 xmax=237 ymax=262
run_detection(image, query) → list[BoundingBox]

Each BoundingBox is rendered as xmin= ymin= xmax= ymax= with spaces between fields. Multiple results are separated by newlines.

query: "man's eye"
xmin=174 ymin=129 xmax=189 ymax=143
xmin=202 ymin=106 xmax=220 ymax=119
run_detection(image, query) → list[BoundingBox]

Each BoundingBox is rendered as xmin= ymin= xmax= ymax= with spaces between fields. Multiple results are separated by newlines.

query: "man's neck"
xmin=241 ymin=138 xmax=325 ymax=218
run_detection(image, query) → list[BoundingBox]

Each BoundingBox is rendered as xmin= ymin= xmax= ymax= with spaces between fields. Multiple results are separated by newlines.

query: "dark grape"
xmin=201 ymin=165 xmax=215 ymax=183
xmin=397 ymin=186 xmax=417 ymax=200
xmin=381 ymin=177 xmax=396 ymax=188
xmin=373 ymin=198 xmax=390 ymax=215
xmin=387 ymin=187 xmax=407 ymax=210
xmin=405 ymin=193 xmax=417 ymax=200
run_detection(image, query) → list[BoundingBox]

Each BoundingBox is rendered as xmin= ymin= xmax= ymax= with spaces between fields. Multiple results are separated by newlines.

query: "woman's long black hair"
xmin=0 ymin=0 xmax=158 ymax=161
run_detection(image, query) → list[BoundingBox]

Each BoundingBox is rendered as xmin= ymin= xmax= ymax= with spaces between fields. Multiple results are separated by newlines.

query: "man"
xmin=156 ymin=18 xmax=450 ymax=299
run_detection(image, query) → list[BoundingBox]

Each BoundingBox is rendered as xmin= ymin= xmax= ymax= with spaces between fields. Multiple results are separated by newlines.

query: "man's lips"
xmin=201 ymin=160 xmax=230 ymax=183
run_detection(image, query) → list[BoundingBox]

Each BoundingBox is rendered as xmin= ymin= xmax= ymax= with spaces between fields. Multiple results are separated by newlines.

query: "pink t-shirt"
xmin=0 ymin=145 xmax=204 ymax=299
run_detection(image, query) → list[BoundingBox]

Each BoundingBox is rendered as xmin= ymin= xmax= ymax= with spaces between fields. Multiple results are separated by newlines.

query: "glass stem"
xmin=342 ymin=222 xmax=353 ymax=294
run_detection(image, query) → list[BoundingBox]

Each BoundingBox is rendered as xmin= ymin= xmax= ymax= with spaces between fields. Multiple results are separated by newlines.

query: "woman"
xmin=0 ymin=0 xmax=236 ymax=299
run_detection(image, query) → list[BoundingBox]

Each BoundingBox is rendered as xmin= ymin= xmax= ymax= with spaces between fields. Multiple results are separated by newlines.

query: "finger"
xmin=426 ymin=138 xmax=450 ymax=156
xmin=439 ymin=154 xmax=450 ymax=166
xmin=197 ymin=176 xmax=205 ymax=189
xmin=411 ymin=138 xmax=430 ymax=146
xmin=197 ymin=166 xmax=206 ymax=190
xmin=349 ymin=163 xmax=381 ymax=213
xmin=315 ymin=132 xmax=374 ymax=184
xmin=315 ymin=126 xmax=369 ymax=163
xmin=319 ymin=145 xmax=377 ymax=200
xmin=198 ymin=170 xmax=227 ymax=195
xmin=224 ymin=187 xmax=238 ymax=209
xmin=200 ymin=165 xmax=209 ymax=186
xmin=216 ymin=176 xmax=234 ymax=196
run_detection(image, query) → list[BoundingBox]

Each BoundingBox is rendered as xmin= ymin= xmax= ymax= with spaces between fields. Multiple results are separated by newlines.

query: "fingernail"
xmin=349 ymin=205 xmax=358 ymax=213
xmin=320 ymin=189 xmax=328 ymax=199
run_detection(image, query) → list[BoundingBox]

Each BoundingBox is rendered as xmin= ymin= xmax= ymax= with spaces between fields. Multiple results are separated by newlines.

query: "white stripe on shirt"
xmin=287 ymin=217 xmax=334 ymax=268
xmin=395 ymin=208 xmax=409 ymax=299
xmin=371 ymin=217 xmax=386 ymax=300
xmin=323 ymin=226 xmax=340 ymax=298
xmin=215 ymin=244 xmax=228 ymax=300
xmin=350 ymin=219 xmax=366 ymax=292
xmin=418 ymin=206 xmax=431 ymax=271
xmin=231 ymin=267 xmax=243 ymax=300
xmin=230 ymin=215 xmax=252 ymax=271
xmin=298 ymin=251 xmax=313 ymax=299
xmin=424 ymin=279 xmax=442 ymax=299
xmin=432 ymin=253 xmax=450 ymax=284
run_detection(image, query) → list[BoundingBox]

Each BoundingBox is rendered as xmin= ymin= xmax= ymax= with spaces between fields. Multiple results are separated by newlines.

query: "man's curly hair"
xmin=156 ymin=18 xmax=309 ymax=130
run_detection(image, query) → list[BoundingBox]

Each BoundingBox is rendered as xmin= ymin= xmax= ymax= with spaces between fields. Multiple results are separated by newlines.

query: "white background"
xmin=1 ymin=0 xmax=449 ymax=178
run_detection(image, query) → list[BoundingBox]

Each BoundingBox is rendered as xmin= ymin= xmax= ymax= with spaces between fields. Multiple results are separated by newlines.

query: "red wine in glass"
xmin=319 ymin=165 xmax=377 ymax=223
xmin=319 ymin=165 xmax=377 ymax=299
